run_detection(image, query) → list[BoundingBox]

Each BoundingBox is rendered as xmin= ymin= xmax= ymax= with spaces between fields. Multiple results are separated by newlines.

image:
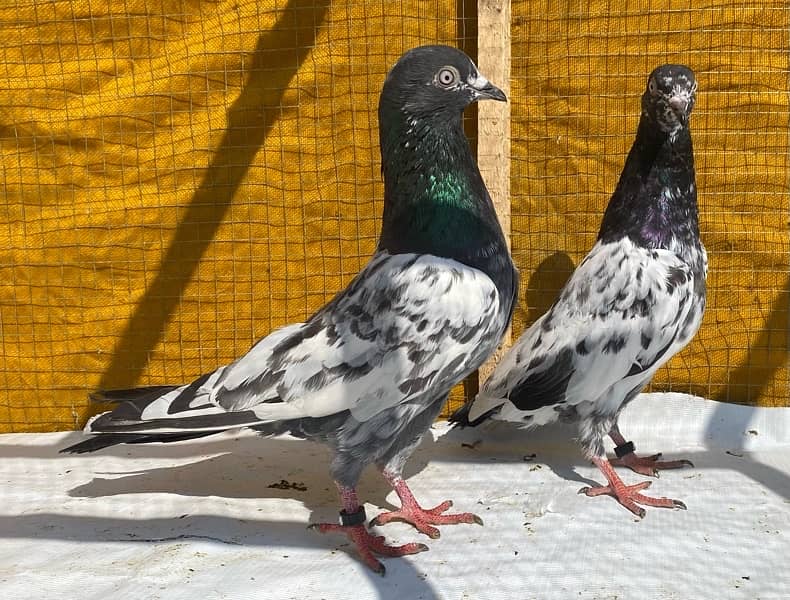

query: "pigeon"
xmin=62 ymin=45 xmax=518 ymax=573
xmin=451 ymin=64 xmax=706 ymax=518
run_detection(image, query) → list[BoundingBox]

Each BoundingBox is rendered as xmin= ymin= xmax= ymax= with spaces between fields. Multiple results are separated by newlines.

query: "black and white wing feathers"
xmin=468 ymin=237 xmax=705 ymax=425
xmin=86 ymin=252 xmax=505 ymax=436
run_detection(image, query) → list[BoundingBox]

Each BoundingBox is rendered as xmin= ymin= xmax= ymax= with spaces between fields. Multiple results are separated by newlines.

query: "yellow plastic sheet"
xmin=0 ymin=0 xmax=467 ymax=431
xmin=511 ymin=0 xmax=789 ymax=407
xmin=0 ymin=1 xmax=787 ymax=432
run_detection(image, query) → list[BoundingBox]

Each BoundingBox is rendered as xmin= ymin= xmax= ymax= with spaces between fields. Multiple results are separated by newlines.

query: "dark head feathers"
xmin=642 ymin=64 xmax=697 ymax=136
xmin=375 ymin=45 xmax=516 ymax=308
xmin=380 ymin=45 xmax=506 ymax=119
xmin=597 ymin=63 xmax=700 ymax=248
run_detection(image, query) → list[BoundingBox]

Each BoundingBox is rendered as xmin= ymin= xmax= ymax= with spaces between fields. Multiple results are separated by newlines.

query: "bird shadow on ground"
xmin=437 ymin=415 xmax=790 ymax=504
xmin=5 ymin=402 xmax=790 ymax=507
xmin=0 ymin=511 xmax=439 ymax=599
xmin=5 ymin=432 xmax=442 ymax=599
xmin=1 ymin=408 xmax=789 ymax=599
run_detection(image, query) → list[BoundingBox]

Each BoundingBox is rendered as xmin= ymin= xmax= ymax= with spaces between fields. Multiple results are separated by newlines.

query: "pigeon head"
xmin=599 ymin=63 xmax=701 ymax=250
xmin=380 ymin=45 xmax=506 ymax=122
xmin=376 ymin=46 xmax=513 ymax=295
xmin=641 ymin=64 xmax=696 ymax=138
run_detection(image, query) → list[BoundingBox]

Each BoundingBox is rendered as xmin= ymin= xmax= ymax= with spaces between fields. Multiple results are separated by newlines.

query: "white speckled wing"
xmin=88 ymin=252 xmax=505 ymax=434
xmin=470 ymin=237 xmax=703 ymax=423
xmin=216 ymin=252 xmax=504 ymax=421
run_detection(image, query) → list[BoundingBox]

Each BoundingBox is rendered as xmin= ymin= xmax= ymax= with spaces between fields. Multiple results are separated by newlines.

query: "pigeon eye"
xmin=436 ymin=67 xmax=459 ymax=87
xmin=648 ymin=79 xmax=658 ymax=94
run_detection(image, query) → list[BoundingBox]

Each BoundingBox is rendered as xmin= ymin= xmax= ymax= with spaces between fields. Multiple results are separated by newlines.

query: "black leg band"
xmin=339 ymin=506 xmax=366 ymax=527
xmin=614 ymin=441 xmax=635 ymax=458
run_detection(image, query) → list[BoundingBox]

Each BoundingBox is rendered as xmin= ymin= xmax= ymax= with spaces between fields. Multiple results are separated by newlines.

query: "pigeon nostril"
xmin=668 ymin=97 xmax=688 ymax=113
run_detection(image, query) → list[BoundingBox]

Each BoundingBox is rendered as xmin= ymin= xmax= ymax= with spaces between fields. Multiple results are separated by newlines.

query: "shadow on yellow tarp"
xmin=0 ymin=1 xmax=787 ymax=433
xmin=97 ymin=0 xmax=332 ymax=396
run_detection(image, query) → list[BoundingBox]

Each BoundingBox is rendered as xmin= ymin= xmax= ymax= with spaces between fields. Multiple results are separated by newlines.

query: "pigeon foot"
xmin=373 ymin=475 xmax=483 ymax=538
xmin=610 ymin=451 xmax=694 ymax=477
xmin=371 ymin=499 xmax=483 ymax=539
xmin=580 ymin=457 xmax=687 ymax=518
xmin=309 ymin=521 xmax=428 ymax=575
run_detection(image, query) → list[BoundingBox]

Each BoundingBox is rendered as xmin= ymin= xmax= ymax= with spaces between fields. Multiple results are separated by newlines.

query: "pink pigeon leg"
xmin=608 ymin=425 xmax=693 ymax=477
xmin=579 ymin=456 xmax=687 ymax=518
xmin=370 ymin=472 xmax=483 ymax=539
xmin=309 ymin=484 xmax=428 ymax=575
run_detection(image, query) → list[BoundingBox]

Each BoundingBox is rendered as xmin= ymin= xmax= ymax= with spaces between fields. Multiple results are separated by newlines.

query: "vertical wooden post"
xmin=477 ymin=0 xmax=512 ymax=384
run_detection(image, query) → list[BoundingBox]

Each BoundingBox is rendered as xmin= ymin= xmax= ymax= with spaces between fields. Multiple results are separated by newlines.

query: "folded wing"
xmin=470 ymin=239 xmax=701 ymax=422
xmin=88 ymin=252 xmax=503 ymax=435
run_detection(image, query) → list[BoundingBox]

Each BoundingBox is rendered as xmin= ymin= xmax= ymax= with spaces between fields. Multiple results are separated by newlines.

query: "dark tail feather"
xmin=61 ymin=431 xmax=218 ymax=454
xmin=89 ymin=385 xmax=181 ymax=404
xmin=61 ymin=434 xmax=149 ymax=454
xmin=123 ymin=432 xmax=217 ymax=445
xmin=448 ymin=401 xmax=503 ymax=428
xmin=448 ymin=402 xmax=472 ymax=427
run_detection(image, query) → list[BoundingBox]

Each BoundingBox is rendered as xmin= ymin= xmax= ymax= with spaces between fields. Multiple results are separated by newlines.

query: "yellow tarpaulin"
xmin=0 ymin=1 xmax=787 ymax=432
xmin=510 ymin=0 xmax=789 ymax=406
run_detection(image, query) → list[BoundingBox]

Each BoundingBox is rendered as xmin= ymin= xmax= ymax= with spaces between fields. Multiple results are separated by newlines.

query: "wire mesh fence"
xmin=510 ymin=0 xmax=789 ymax=409
xmin=0 ymin=1 xmax=787 ymax=432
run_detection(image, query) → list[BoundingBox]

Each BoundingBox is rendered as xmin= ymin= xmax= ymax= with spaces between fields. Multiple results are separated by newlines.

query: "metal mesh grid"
xmin=509 ymin=0 xmax=789 ymax=407
xmin=0 ymin=1 xmax=788 ymax=433
xmin=0 ymin=0 xmax=475 ymax=431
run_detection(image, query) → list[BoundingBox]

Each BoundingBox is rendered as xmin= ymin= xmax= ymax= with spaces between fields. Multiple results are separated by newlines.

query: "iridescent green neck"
xmin=375 ymin=102 xmax=515 ymax=306
xmin=377 ymin=109 xmax=503 ymax=261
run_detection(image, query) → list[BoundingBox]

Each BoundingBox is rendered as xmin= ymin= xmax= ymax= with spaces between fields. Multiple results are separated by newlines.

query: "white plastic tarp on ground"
xmin=1 ymin=393 xmax=788 ymax=599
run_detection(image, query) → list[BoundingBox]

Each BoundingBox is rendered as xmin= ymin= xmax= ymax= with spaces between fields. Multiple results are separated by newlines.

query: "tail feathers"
xmin=89 ymin=386 xmax=181 ymax=404
xmin=89 ymin=407 xmax=268 ymax=435
xmin=71 ymin=369 xmax=291 ymax=452
xmin=62 ymin=372 xmax=283 ymax=454
xmin=84 ymin=372 xmax=247 ymax=435
xmin=448 ymin=400 xmax=503 ymax=428
xmin=61 ymin=431 xmax=218 ymax=454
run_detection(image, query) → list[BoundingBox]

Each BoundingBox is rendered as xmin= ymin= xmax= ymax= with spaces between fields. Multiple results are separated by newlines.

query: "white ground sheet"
xmin=1 ymin=393 xmax=788 ymax=599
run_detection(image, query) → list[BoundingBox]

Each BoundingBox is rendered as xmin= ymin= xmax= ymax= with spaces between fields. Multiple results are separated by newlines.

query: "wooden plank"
xmin=477 ymin=0 xmax=512 ymax=384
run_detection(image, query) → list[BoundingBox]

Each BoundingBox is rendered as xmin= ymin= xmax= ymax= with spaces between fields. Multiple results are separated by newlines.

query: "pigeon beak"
xmin=467 ymin=72 xmax=507 ymax=102
xmin=476 ymin=81 xmax=507 ymax=102
xmin=668 ymin=95 xmax=689 ymax=125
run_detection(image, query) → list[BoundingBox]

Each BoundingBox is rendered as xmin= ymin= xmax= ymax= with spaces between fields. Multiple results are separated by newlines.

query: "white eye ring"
xmin=648 ymin=79 xmax=658 ymax=94
xmin=436 ymin=66 xmax=459 ymax=87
